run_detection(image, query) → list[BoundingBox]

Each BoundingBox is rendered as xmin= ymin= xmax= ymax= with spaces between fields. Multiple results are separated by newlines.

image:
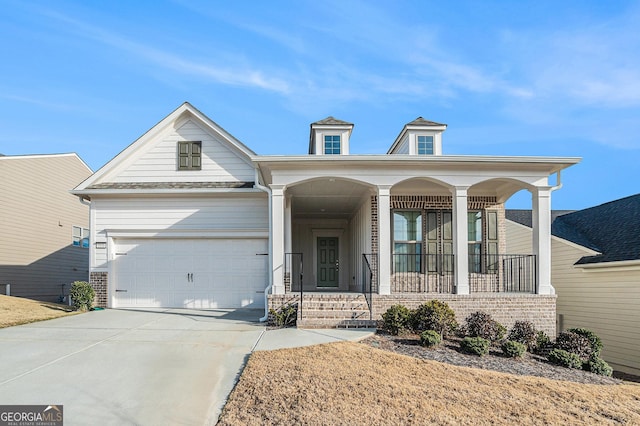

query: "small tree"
xmin=69 ymin=281 xmax=95 ymax=311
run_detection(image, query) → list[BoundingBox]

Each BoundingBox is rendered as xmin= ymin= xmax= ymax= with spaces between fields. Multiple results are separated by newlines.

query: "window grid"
xmin=73 ymin=226 xmax=90 ymax=248
xmin=324 ymin=135 xmax=341 ymax=154
xmin=417 ymin=135 xmax=434 ymax=155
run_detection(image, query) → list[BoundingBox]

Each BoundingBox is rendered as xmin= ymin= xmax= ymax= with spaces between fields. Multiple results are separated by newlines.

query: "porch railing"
xmin=361 ymin=254 xmax=377 ymax=320
xmin=285 ymin=252 xmax=303 ymax=318
xmin=390 ymin=253 xmax=536 ymax=294
xmin=391 ymin=254 xmax=455 ymax=293
xmin=468 ymin=254 xmax=536 ymax=293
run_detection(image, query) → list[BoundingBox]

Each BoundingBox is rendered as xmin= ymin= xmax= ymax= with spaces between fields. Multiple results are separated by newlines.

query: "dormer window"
xmin=178 ymin=141 xmax=201 ymax=170
xmin=324 ymin=135 xmax=341 ymax=155
xmin=417 ymin=135 xmax=434 ymax=155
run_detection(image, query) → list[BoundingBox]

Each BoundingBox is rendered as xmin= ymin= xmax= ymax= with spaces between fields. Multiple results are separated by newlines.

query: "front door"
xmin=317 ymin=237 xmax=339 ymax=288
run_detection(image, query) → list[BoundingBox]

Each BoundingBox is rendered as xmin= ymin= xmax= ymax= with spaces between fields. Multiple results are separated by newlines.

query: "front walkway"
xmin=0 ymin=308 xmax=373 ymax=425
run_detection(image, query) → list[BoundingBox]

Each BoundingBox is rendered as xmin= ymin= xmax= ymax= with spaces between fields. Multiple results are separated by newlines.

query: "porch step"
xmin=296 ymin=294 xmax=377 ymax=329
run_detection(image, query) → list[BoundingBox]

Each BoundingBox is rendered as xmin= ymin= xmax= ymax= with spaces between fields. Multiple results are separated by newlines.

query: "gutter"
xmin=254 ymin=168 xmax=273 ymax=322
xmin=550 ymin=170 xmax=563 ymax=192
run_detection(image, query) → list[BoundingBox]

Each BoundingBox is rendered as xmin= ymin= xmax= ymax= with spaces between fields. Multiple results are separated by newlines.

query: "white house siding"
xmin=112 ymin=119 xmax=255 ymax=183
xmin=394 ymin=136 xmax=410 ymax=154
xmin=506 ymin=220 xmax=640 ymax=376
xmin=348 ymin=196 xmax=372 ymax=291
xmin=0 ymin=154 xmax=91 ymax=301
xmin=90 ymin=195 xmax=268 ymax=270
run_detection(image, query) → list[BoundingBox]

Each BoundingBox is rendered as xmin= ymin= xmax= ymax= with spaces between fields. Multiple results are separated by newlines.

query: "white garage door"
xmin=113 ymin=238 xmax=268 ymax=308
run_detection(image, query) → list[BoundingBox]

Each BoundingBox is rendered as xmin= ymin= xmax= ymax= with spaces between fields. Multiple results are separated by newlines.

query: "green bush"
xmin=381 ymin=305 xmax=411 ymax=335
xmin=268 ymin=303 xmax=297 ymax=328
xmin=410 ymin=300 xmax=458 ymax=337
xmin=464 ymin=311 xmax=506 ymax=342
xmin=548 ymin=348 xmax=583 ymax=369
xmin=534 ymin=331 xmax=552 ymax=355
xmin=460 ymin=336 xmax=490 ymax=356
xmin=69 ymin=281 xmax=95 ymax=311
xmin=419 ymin=330 xmax=442 ymax=347
xmin=501 ymin=340 xmax=527 ymax=358
xmin=555 ymin=331 xmax=593 ymax=361
xmin=508 ymin=321 xmax=538 ymax=350
xmin=587 ymin=356 xmax=613 ymax=377
xmin=567 ymin=328 xmax=603 ymax=357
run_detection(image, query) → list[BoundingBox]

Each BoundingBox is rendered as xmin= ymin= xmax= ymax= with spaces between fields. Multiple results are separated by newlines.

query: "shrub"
xmin=460 ymin=336 xmax=490 ymax=356
xmin=501 ymin=340 xmax=527 ymax=358
xmin=534 ymin=331 xmax=552 ymax=354
xmin=588 ymin=356 xmax=613 ymax=377
xmin=69 ymin=281 xmax=95 ymax=311
xmin=419 ymin=330 xmax=442 ymax=348
xmin=567 ymin=328 xmax=603 ymax=357
xmin=508 ymin=321 xmax=538 ymax=350
xmin=555 ymin=331 xmax=593 ymax=361
xmin=548 ymin=348 xmax=583 ymax=369
xmin=464 ymin=311 xmax=506 ymax=342
xmin=410 ymin=300 xmax=458 ymax=337
xmin=381 ymin=305 xmax=411 ymax=335
xmin=268 ymin=303 xmax=297 ymax=328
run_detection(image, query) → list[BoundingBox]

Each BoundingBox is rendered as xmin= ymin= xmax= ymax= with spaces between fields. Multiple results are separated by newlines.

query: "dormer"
xmin=388 ymin=117 xmax=447 ymax=155
xmin=308 ymin=117 xmax=354 ymax=155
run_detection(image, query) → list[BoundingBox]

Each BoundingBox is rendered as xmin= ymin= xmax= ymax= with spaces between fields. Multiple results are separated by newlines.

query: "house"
xmin=71 ymin=102 xmax=580 ymax=333
xmin=0 ymin=153 xmax=92 ymax=302
xmin=506 ymin=195 xmax=640 ymax=376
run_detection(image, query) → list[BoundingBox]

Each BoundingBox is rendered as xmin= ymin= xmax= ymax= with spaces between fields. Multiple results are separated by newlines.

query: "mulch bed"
xmin=362 ymin=332 xmax=623 ymax=385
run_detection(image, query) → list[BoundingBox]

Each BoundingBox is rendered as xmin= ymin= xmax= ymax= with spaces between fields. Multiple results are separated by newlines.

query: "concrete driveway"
xmin=0 ymin=308 xmax=266 ymax=425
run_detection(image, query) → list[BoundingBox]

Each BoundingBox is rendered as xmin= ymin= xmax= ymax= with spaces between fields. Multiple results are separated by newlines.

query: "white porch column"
xmin=284 ymin=195 xmax=292 ymax=254
xmin=532 ymin=187 xmax=553 ymax=294
xmin=271 ymin=185 xmax=286 ymax=295
xmin=377 ymin=185 xmax=392 ymax=295
xmin=452 ymin=186 xmax=469 ymax=294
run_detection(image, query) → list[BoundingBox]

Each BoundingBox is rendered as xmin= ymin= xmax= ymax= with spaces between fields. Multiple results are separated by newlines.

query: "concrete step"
xmin=299 ymin=309 xmax=370 ymax=320
xmin=298 ymin=318 xmax=378 ymax=329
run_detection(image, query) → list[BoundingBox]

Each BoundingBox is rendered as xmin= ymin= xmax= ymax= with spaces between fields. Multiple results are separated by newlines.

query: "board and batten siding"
xmin=0 ymin=154 xmax=91 ymax=301
xmin=112 ymin=119 xmax=255 ymax=183
xmin=506 ymin=220 xmax=640 ymax=376
xmin=90 ymin=195 xmax=268 ymax=269
xmin=348 ymin=196 xmax=372 ymax=291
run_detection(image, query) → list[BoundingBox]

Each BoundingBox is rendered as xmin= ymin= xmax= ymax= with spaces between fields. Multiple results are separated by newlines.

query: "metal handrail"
xmin=285 ymin=252 xmax=304 ymax=319
xmin=362 ymin=254 xmax=376 ymax=320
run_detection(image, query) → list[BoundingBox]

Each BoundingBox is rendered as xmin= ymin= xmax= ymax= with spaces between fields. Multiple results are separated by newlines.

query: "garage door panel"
xmin=113 ymin=238 xmax=267 ymax=308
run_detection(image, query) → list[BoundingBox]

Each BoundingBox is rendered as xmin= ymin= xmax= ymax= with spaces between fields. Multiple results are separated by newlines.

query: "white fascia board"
xmin=575 ymin=259 xmax=640 ymax=272
xmin=71 ymin=188 xmax=265 ymax=197
xmin=0 ymin=152 xmax=93 ymax=173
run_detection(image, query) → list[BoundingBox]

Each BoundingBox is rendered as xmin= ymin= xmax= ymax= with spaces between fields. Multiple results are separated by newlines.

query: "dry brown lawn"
xmin=219 ymin=341 xmax=640 ymax=425
xmin=0 ymin=295 xmax=77 ymax=328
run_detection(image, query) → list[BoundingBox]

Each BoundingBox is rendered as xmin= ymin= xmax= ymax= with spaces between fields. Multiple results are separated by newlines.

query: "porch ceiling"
xmin=288 ymin=178 xmax=372 ymax=218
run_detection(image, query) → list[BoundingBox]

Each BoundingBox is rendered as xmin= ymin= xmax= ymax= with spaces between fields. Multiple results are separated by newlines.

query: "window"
xmin=393 ymin=211 xmax=422 ymax=272
xmin=417 ymin=135 xmax=434 ymax=155
xmin=323 ymin=135 xmax=341 ymax=154
xmin=468 ymin=211 xmax=482 ymax=272
xmin=178 ymin=141 xmax=202 ymax=170
xmin=73 ymin=226 xmax=90 ymax=248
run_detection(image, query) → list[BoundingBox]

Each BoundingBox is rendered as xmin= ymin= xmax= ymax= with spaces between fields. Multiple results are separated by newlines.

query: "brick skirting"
xmin=89 ymin=272 xmax=108 ymax=308
xmin=269 ymin=292 xmax=556 ymax=336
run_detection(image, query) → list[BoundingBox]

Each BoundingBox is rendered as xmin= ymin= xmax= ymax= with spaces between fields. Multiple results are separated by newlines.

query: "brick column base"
xmin=89 ymin=272 xmax=108 ymax=308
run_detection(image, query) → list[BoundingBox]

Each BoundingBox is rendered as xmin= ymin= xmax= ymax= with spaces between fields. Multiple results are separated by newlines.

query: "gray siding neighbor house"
xmin=506 ymin=194 xmax=640 ymax=376
xmin=0 ymin=153 xmax=93 ymax=302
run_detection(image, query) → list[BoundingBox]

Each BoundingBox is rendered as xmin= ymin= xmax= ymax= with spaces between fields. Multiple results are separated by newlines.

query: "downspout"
xmin=78 ymin=195 xmax=91 ymax=206
xmin=254 ymin=167 xmax=273 ymax=322
xmin=550 ymin=170 xmax=562 ymax=192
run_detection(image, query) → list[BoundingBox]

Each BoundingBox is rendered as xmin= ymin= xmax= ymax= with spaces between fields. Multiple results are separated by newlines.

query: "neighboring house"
xmin=0 ymin=153 xmax=93 ymax=302
xmin=506 ymin=195 xmax=640 ymax=376
xmin=72 ymin=102 xmax=580 ymax=333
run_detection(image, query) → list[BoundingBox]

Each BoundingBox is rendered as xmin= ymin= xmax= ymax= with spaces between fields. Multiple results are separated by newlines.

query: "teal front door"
xmin=317 ymin=237 xmax=339 ymax=288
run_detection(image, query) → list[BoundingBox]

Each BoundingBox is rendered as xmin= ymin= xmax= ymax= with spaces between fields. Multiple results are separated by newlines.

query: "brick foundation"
xmin=90 ymin=272 xmax=108 ymax=308
xmin=269 ymin=292 xmax=556 ymax=336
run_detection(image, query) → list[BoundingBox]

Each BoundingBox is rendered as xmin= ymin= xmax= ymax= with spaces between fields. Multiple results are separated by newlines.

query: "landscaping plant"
xmin=464 ymin=311 xmax=506 ymax=342
xmin=587 ymin=355 xmax=613 ymax=377
xmin=507 ymin=321 xmax=538 ymax=351
xmin=410 ymin=300 xmax=458 ymax=337
xmin=548 ymin=349 xmax=583 ymax=369
xmin=460 ymin=336 xmax=490 ymax=356
xmin=381 ymin=304 xmax=411 ymax=335
xmin=69 ymin=281 xmax=95 ymax=311
xmin=554 ymin=331 xmax=593 ymax=361
xmin=268 ymin=303 xmax=297 ymax=328
xmin=501 ymin=340 xmax=527 ymax=358
xmin=419 ymin=330 xmax=442 ymax=348
xmin=567 ymin=328 xmax=603 ymax=357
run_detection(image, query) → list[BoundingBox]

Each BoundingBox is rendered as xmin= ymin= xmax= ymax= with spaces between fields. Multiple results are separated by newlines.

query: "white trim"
xmin=72 ymin=188 xmax=264 ymax=196
xmin=574 ymin=258 xmax=640 ymax=272
xmin=106 ymin=229 xmax=269 ymax=239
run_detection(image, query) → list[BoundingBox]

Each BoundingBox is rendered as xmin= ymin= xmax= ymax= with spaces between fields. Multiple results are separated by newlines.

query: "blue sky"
xmin=1 ymin=1 xmax=639 ymax=209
